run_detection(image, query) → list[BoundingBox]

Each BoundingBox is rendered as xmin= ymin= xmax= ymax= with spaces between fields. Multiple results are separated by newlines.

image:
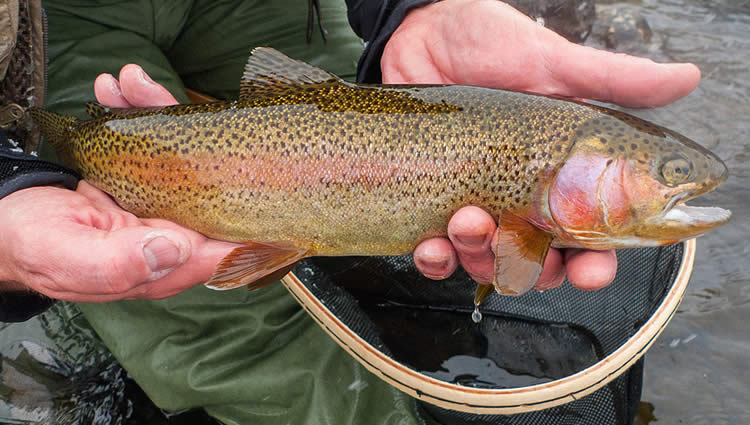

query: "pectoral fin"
xmin=473 ymin=284 xmax=495 ymax=306
xmin=205 ymin=242 xmax=308 ymax=290
xmin=492 ymin=213 xmax=554 ymax=296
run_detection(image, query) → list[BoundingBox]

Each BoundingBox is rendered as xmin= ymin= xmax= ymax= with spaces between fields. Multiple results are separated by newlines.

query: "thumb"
xmin=69 ymin=226 xmax=191 ymax=297
xmin=540 ymin=34 xmax=701 ymax=107
xmin=117 ymin=64 xmax=179 ymax=107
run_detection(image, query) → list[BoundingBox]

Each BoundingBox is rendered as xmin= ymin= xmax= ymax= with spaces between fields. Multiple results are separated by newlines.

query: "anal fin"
xmin=205 ymin=242 xmax=307 ymax=290
xmin=493 ymin=213 xmax=554 ymax=296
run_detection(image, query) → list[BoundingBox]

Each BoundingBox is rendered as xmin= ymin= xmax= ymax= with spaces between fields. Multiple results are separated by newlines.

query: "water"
xmin=0 ymin=303 xmax=219 ymax=425
xmin=357 ymin=303 xmax=601 ymax=389
xmin=585 ymin=1 xmax=750 ymax=423
xmin=471 ymin=305 xmax=483 ymax=324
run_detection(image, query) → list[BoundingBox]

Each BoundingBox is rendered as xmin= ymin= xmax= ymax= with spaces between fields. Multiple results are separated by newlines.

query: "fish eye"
xmin=661 ymin=157 xmax=693 ymax=185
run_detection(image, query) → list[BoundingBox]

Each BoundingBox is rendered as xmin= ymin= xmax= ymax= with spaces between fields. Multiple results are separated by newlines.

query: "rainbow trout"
xmin=31 ymin=48 xmax=730 ymax=297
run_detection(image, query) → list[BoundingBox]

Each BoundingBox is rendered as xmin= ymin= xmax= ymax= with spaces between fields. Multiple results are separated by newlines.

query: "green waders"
xmin=39 ymin=0 xmax=425 ymax=423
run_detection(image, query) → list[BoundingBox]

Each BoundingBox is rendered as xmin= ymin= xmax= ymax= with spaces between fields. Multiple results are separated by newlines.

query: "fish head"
xmin=548 ymin=111 xmax=730 ymax=248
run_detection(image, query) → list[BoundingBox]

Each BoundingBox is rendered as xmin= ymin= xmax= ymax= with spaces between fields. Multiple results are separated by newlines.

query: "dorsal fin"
xmin=85 ymin=103 xmax=110 ymax=118
xmin=239 ymin=47 xmax=340 ymax=100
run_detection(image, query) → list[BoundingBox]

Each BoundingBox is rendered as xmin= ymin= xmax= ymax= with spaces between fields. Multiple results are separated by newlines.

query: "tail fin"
xmin=28 ymin=107 xmax=78 ymax=164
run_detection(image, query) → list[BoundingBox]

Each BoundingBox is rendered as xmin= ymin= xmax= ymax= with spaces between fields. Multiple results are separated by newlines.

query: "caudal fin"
xmin=28 ymin=107 xmax=78 ymax=163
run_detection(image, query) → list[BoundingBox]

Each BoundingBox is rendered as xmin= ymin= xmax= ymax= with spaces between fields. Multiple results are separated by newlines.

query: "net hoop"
xmin=281 ymin=239 xmax=695 ymax=414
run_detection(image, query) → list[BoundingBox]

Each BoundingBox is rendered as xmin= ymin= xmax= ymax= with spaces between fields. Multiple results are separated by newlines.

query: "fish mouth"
xmin=647 ymin=191 xmax=731 ymax=240
xmin=662 ymin=203 xmax=732 ymax=227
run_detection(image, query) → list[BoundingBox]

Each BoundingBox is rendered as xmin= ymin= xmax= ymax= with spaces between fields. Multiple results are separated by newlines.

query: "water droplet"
xmin=471 ymin=305 xmax=482 ymax=323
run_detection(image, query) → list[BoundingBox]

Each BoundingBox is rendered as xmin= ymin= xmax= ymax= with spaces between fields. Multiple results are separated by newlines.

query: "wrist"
xmin=0 ymin=243 xmax=25 ymax=292
xmin=0 ymin=191 xmax=34 ymax=293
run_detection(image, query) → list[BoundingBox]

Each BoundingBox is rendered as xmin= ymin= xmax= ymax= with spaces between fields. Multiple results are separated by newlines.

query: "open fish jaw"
xmin=662 ymin=203 xmax=731 ymax=227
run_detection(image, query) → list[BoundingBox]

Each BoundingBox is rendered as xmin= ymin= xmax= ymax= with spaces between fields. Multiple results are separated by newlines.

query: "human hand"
xmin=389 ymin=0 xmax=702 ymax=291
xmin=0 ymin=65 xmax=240 ymax=302
xmin=0 ymin=181 xmax=240 ymax=302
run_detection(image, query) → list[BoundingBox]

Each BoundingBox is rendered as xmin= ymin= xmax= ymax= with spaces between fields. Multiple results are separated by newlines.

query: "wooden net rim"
xmin=282 ymin=239 xmax=695 ymax=414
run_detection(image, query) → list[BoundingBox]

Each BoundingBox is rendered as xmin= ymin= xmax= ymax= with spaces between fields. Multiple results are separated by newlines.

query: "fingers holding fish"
xmin=0 ymin=184 xmax=243 ymax=302
xmin=382 ymin=0 xmax=700 ymax=107
xmin=413 ymin=238 xmax=458 ymax=280
xmin=0 ymin=186 xmax=187 ymax=301
xmin=533 ymin=248 xmax=566 ymax=291
xmin=112 ymin=229 xmax=240 ymax=301
xmin=563 ymin=249 xmax=618 ymax=291
xmin=541 ymin=42 xmax=701 ymax=108
xmin=93 ymin=73 xmax=130 ymax=108
xmin=409 ymin=206 xmax=614 ymax=293
xmin=447 ymin=206 xmax=497 ymax=284
xmin=94 ymin=64 xmax=178 ymax=108
xmin=118 ymin=64 xmax=178 ymax=107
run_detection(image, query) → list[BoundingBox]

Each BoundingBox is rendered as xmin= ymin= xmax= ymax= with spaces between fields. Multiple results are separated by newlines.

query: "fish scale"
xmin=31 ymin=47 xmax=729 ymax=296
xmin=71 ymin=87 xmax=578 ymax=251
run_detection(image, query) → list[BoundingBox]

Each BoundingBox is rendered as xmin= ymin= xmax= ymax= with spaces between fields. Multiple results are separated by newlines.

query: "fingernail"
xmin=455 ymin=234 xmax=486 ymax=247
xmin=416 ymin=255 xmax=454 ymax=280
xmin=423 ymin=273 xmax=453 ymax=280
xmin=137 ymin=67 xmax=156 ymax=86
xmin=421 ymin=256 xmax=451 ymax=271
xmin=142 ymin=233 xmax=187 ymax=279
xmin=104 ymin=74 xmax=122 ymax=97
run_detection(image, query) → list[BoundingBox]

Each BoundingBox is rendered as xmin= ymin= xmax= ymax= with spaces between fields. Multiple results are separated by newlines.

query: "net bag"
xmin=283 ymin=239 xmax=695 ymax=424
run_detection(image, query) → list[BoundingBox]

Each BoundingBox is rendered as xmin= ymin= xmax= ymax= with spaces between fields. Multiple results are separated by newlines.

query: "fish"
xmin=30 ymin=47 xmax=731 ymax=298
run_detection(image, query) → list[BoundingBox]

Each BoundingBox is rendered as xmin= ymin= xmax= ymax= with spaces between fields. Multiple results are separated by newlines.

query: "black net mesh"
xmin=292 ymin=243 xmax=684 ymax=425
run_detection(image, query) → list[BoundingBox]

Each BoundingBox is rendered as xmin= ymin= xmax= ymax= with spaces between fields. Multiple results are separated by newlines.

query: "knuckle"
xmin=127 ymin=283 xmax=154 ymax=299
xmin=99 ymin=253 xmax=149 ymax=295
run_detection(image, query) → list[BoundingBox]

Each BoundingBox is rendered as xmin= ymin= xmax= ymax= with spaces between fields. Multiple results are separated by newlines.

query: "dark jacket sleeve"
xmin=0 ymin=130 xmax=78 ymax=322
xmin=346 ymin=0 xmax=439 ymax=83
